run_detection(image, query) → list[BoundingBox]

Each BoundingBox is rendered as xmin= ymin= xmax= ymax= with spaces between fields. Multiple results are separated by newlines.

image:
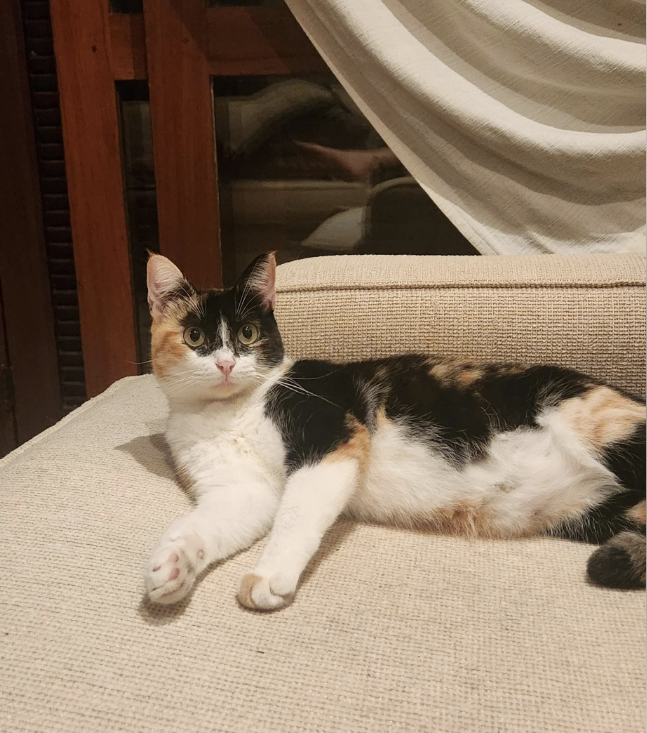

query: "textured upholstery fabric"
xmin=275 ymin=253 xmax=646 ymax=396
xmin=1 ymin=255 xmax=645 ymax=732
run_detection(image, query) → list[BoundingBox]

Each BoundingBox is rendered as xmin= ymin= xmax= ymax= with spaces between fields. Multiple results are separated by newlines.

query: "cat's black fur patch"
xmin=602 ymin=421 xmax=646 ymax=497
xmin=476 ymin=364 xmax=593 ymax=430
xmin=266 ymin=357 xmax=598 ymax=471
xmin=265 ymin=361 xmax=365 ymax=472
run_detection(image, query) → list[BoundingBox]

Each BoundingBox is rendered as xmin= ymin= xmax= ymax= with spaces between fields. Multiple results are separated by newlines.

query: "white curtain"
xmin=285 ymin=0 xmax=646 ymax=255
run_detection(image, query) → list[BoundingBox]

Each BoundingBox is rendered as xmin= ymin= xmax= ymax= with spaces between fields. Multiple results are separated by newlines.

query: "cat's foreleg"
xmin=145 ymin=479 xmax=278 ymax=605
xmin=238 ymin=458 xmax=359 ymax=610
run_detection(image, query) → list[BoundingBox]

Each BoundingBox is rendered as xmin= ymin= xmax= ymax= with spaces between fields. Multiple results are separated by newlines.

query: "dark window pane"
xmin=215 ymin=75 xmax=390 ymax=284
xmin=110 ymin=0 xmax=144 ymax=13
xmin=116 ymin=82 xmax=159 ymax=369
xmin=213 ymin=74 xmax=477 ymax=284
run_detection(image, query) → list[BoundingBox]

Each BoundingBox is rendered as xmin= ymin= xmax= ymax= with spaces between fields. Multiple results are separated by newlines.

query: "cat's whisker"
xmin=276 ymin=378 xmax=342 ymax=409
xmin=237 ymin=300 xmax=259 ymax=323
xmin=235 ymin=276 xmax=255 ymax=318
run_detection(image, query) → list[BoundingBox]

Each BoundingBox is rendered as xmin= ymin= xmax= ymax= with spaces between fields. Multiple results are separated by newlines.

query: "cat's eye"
xmin=238 ymin=323 xmax=260 ymax=345
xmin=183 ymin=327 xmax=205 ymax=348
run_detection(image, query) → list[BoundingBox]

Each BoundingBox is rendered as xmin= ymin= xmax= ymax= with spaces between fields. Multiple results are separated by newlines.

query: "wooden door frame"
xmin=0 ymin=0 xmax=62 ymax=444
xmin=142 ymin=0 xmax=222 ymax=289
xmin=49 ymin=0 xmax=139 ymax=398
xmin=49 ymin=0 xmax=324 ymax=396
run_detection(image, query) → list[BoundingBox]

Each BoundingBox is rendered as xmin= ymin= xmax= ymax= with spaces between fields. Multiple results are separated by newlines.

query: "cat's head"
xmin=147 ymin=252 xmax=284 ymax=401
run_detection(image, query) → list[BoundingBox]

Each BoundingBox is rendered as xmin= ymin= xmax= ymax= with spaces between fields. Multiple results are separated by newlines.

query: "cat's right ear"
xmin=234 ymin=252 xmax=277 ymax=313
xmin=147 ymin=254 xmax=186 ymax=323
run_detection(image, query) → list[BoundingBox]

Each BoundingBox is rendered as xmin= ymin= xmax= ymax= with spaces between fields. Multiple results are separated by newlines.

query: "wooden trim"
xmin=207 ymin=7 xmax=328 ymax=76
xmin=110 ymin=7 xmax=327 ymax=81
xmin=50 ymin=0 xmax=138 ymax=397
xmin=109 ymin=13 xmax=147 ymax=81
xmin=0 ymin=0 xmax=62 ymax=441
xmin=143 ymin=0 xmax=222 ymax=288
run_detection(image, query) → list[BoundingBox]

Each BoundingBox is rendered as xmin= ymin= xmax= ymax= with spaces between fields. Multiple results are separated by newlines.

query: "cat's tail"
xmin=587 ymin=530 xmax=646 ymax=590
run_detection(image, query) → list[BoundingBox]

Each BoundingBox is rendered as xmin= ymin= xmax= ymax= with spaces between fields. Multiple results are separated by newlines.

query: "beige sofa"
xmin=1 ymin=254 xmax=645 ymax=733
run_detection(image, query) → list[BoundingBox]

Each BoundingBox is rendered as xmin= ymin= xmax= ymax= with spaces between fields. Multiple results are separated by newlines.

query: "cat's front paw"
xmin=237 ymin=571 xmax=296 ymax=611
xmin=145 ymin=534 xmax=204 ymax=605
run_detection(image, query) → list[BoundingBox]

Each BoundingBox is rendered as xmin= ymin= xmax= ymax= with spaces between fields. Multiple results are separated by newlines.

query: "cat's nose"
xmin=216 ymin=358 xmax=235 ymax=378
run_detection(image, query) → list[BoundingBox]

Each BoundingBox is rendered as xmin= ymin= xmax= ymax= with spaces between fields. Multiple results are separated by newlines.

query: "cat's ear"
xmin=234 ymin=252 xmax=277 ymax=312
xmin=147 ymin=254 xmax=190 ymax=322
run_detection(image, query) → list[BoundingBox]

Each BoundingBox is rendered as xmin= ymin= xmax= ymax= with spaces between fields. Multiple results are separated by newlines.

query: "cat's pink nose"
xmin=216 ymin=358 xmax=234 ymax=378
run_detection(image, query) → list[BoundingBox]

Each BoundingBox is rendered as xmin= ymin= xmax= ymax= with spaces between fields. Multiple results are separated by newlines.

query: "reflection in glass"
xmin=117 ymin=82 xmax=159 ymax=369
xmin=213 ymin=75 xmax=476 ymax=285
xmin=214 ymin=75 xmax=396 ymax=284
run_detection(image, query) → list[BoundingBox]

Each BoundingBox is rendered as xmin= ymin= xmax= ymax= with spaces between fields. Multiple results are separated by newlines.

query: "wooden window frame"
xmin=49 ymin=0 xmax=325 ymax=396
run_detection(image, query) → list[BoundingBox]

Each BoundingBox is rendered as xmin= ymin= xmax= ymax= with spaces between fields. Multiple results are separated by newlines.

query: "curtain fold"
xmin=286 ymin=0 xmax=646 ymax=255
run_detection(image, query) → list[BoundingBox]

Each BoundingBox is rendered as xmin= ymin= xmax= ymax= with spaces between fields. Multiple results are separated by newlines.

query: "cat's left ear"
xmin=234 ymin=252 xmax=277 ymax=312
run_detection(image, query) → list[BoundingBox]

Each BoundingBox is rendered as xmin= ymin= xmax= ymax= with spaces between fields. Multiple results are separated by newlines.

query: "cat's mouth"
xmin=209 ymin=375 xmax=244 ymax=397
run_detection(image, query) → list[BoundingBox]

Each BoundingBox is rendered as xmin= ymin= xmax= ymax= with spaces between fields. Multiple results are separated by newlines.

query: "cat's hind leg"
xmin=549 ymin=390 xmax=646 ymax=589
xmin=145 ymin=480 xmax=278 ymax=605
xmin=238 ymin=458 xmax=360 ymax=611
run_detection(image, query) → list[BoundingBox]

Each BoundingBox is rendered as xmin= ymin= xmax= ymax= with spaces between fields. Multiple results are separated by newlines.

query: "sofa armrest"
xmin=275 ymin=253 xmax=646 ymax=396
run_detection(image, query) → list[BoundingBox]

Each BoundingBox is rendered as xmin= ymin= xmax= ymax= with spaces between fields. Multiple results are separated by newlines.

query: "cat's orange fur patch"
xmin=412 ymin=501 xmax=496 ymax=538
xmin=238 ymin=573 xmax=263 ymax=609
xmin=558 ymin=386 xmax=645 ymax=451
xmin=626 ymin=500 xmax=646 ymax=526
xmin=457 ymin=368 xmax=484 ymax=386
xmin=429 ymin=360 xmax=491 ymax=388
xmin=495 ymin=364 xmax=528 ymax=376
xmin=151 ymin=319 xmax=186 ymax=379
xmin=413 ymin=489 xmax=587 ymax=540
xmin=375 ymin=407 xmax=390 ymax=429
xmin=441 ymin=502 xmax=488 ymax=537
xmin=324 ymin=416 xmax=371 ymax=474
xmin=429 ymin=361 xmax=457 ymax=385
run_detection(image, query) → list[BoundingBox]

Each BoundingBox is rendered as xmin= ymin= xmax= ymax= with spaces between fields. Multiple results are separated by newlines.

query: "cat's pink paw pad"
xmin=145 ymin=536 xmax=203 ymax=605
xmin=237 ymin=572 xmax=295 ymax=611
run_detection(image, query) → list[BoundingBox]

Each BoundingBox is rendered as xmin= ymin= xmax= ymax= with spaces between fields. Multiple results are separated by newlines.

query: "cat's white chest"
xmin=165 ymin=398 xmax=286 ymax=496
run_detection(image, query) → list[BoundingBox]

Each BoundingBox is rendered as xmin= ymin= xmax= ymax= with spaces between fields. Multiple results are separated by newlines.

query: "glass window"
xmin=117 ymin=82 xmax=159 ymax=368
xmin=214 ymin=74 xmax=412 ymax=285
xmin=213 ymin=74 xmax=476 ymax=285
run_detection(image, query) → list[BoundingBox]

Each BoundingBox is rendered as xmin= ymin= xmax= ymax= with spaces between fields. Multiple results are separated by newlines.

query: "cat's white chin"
xmin=160 ymin=376 xmax=252 ymax=403
xmin=207 ymin=380 xmax=247 ymax=400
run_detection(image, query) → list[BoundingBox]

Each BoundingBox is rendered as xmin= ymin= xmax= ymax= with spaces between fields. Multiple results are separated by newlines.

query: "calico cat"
xmin=144 ymin=252 xmax=646 ymax=610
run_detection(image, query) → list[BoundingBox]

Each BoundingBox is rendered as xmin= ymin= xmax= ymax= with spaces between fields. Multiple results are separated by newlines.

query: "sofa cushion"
xmin=275 ymin=253 xmax=646 ymax=396
xmin=1 ymin=375 xmax=644 ymax=733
